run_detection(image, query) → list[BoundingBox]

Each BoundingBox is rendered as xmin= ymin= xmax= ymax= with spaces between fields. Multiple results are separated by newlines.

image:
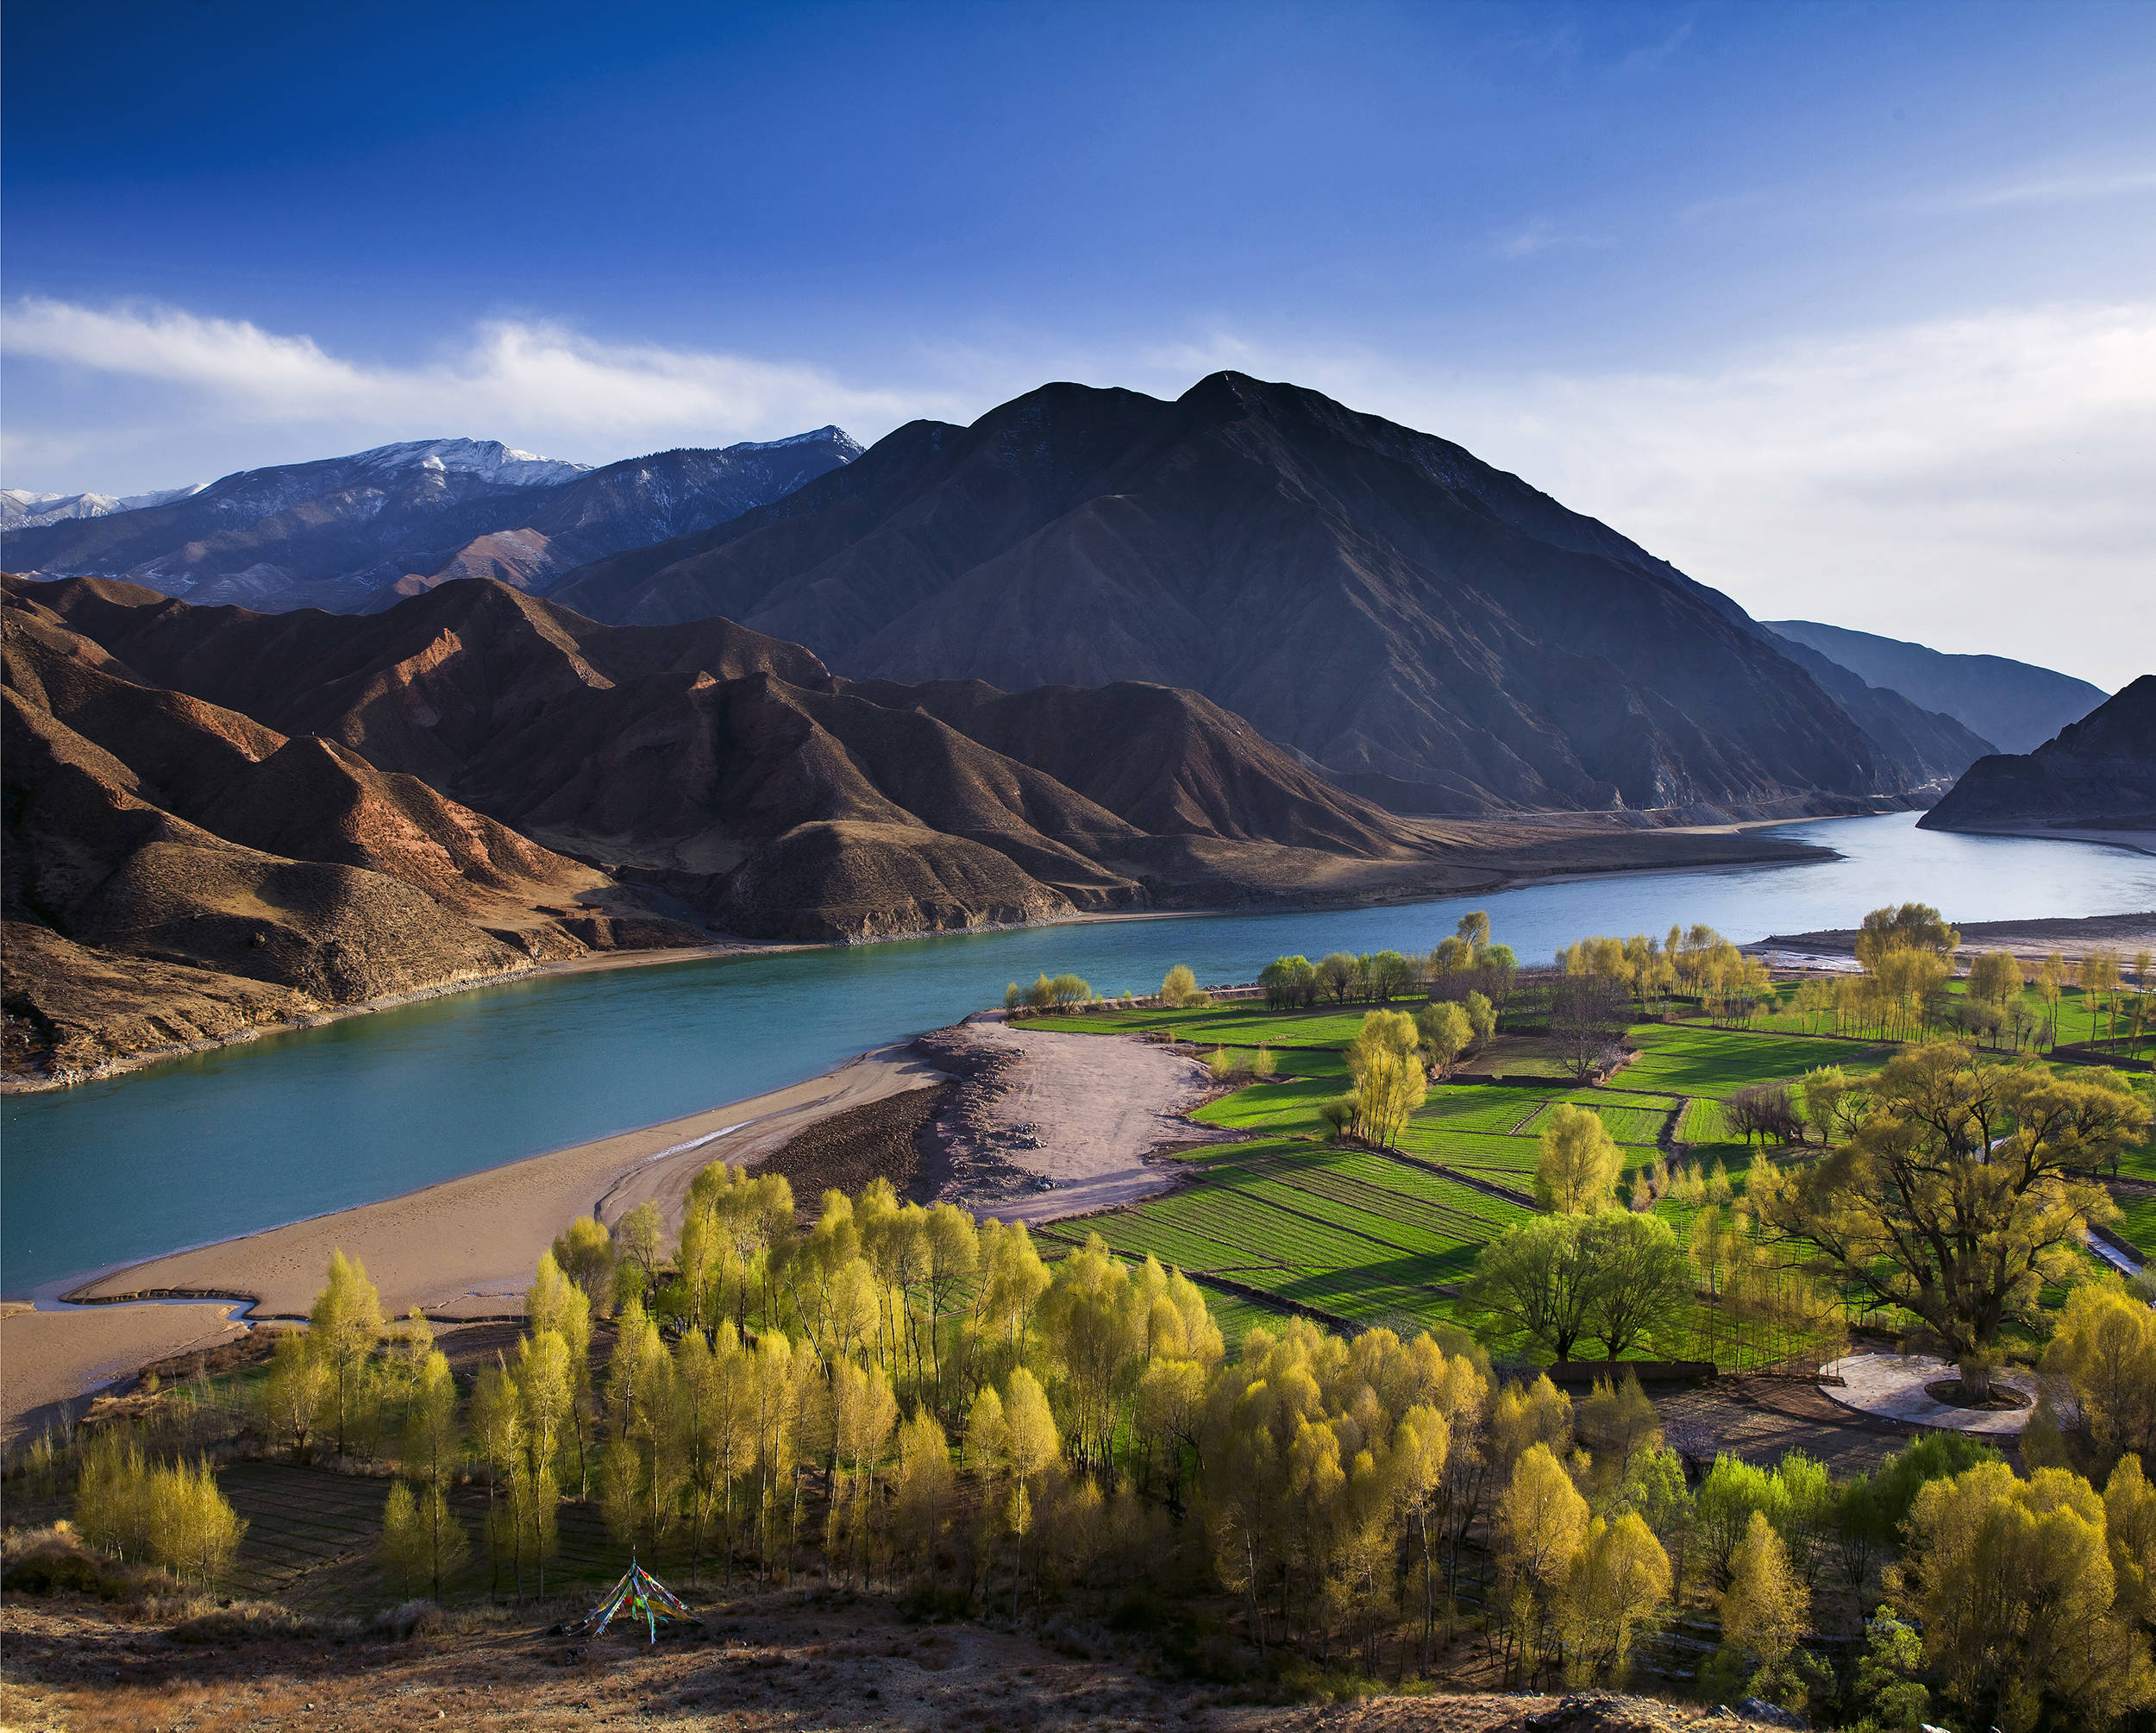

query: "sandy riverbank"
xmin=1 ymin=1008 xmax=1231 ymax=1442
xmin=1754 ymin=910 xmax=2156 ymax=966
xmin=0 ymin=1046 xmax=940 ymax=1445
xmin=917 ymin=1017 xmax=1228 ymax=1223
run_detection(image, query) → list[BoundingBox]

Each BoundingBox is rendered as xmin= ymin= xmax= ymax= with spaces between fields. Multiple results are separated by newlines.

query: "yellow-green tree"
xmin=1417 ymin=1000 xmax=1474 ymax=1077
xmin=1160 ymin=963 xmax=1202 ymax=1008
xmin=147 ymin=1457 xmax=247 ymax=1590
xmin=1557 ymin=1511 xmax=1671 ymax=1683
xmin=378 ymin=1480 xmax=429 ymax=1596
xmin=1896 ymin=1460 xmax=2156 ymax=1730
xmin=260 ymin=1329 xmax=327 ymax=1462
xmin=1000 ymin=1366 xmax=1060 ymax=1619
xmin=1718 ymin=1509 xmax=1808 ymax=1697
xmin=2044 ymin=1278 xmax=2156 ymax=1471
xmin=1755 ymin=1042 xmax=2147 ymax=1397
xmin=1855 ymin=902 xmax=1959 ymax=970
xmin=1346 ymin=1008 xmax=1426 ymax=1146
xmin=548 ymin=1214 xmax=615 ymax=1308
xmin=892 ymin=1406 xmax=954 ymax=1583
xmin=309 ymin=1249 xmax=385 ymax=1459
xmin=1497 ymin=1441 xmax=1589 ymax=1679
xmin=1533 ymin=1104 xmax=1621 ymax=1212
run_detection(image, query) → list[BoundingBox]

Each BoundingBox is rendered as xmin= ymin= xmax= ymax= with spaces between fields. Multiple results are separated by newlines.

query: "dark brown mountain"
xmin=549 ymin=374 xmax=1952 ymax=816
xmin=1757 ymin=630 xmax=1995 ymax=794
xmin=3 ymin=575 xmax=1829 ymax=1081
xmin=1920 ymin=676 xmax=2156 ymax=835
xmin=2 ymin=594 xmax=636 ymax=1079
xmin=4 ymin=576 xmax=1449 ymax=951
xmin=3 ymin=430 xmax=860 ymax=615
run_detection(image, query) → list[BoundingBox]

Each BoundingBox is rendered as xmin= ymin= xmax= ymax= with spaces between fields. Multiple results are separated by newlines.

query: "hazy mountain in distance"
xmin=1921 ymin=675 xmax=2156 ymax=837
xmin=549 ymin=373 xmax=1969 ymax=817
xmin=1767 ymin=618 xmax=2108 ymax=756
xmin=3 ymin=430 xmax=861 ymax=615
xmin=1758 ymin=628 xmax=1996 ymax=788
xmin=0 ymin=482 xmax=209 ymax=529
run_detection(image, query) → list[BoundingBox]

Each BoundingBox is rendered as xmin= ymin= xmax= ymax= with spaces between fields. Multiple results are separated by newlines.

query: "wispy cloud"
xmin=1930 ymin=165 xmax=2156 ymax=212
xmin=2 ymin=298 xmax=929 ymax=449
xmin=1494 ymin=217 xmax=1608 ymax=260
xmin=1617 ymin=13 xmax=1695 ymax=75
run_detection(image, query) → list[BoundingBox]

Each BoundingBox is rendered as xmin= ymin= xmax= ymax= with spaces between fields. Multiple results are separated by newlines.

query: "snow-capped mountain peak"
xmin=0 ymin=482 xmax=208 ymax=530
xmin=348 ymin=438 xmax=590 ymax=487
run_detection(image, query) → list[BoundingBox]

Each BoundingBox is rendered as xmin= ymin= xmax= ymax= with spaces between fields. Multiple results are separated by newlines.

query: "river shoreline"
xmin=0 ymin=1044 xmax=945 ymax=1441
xmin=0 ymin=1014 xmax=1225 ymax=1443
xmin=0 ymin=819 xmax=1831 ymax=1096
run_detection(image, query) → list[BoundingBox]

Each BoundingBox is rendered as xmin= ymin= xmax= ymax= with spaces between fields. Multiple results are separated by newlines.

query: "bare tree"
xmin=1550 ymin=976 xmax=1629 ymax=1083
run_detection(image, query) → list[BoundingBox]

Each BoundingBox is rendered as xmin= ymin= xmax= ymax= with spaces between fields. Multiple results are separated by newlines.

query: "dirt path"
xmin=916 ymin=1017 xmax=1228 ymax=1223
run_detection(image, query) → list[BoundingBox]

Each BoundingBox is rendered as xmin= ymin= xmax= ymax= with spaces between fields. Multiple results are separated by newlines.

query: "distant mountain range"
xmin=11 ymin=374 xmax=2109 ymax=828
xmin=1 ymin=482 xmax=211 ymax=530
xmin=1767 ymin=618 xmax=2109 ymax=756
xmin=1921 ymin=676 xmax=2156 ymax=837
xmin=547 ymin=373 xmax=1985 ymax=816
xmin=0 ymin=430 xmax=862 ymax=614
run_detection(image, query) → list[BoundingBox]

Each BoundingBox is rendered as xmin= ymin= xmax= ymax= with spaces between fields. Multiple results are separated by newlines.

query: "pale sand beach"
xmin=2 ymin=1013 xmax=1230 ymax=1443
xmin=1 ymin=1045 xmax=939 ymax=1444
xmin=0 ymin=1303 xmax=255 ymax=1445
xmin=932 ymin=1019 xmax=1225 ymax=1223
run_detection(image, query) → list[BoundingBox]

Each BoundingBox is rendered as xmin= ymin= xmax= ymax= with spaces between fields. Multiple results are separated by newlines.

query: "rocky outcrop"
xmin=1920 ymin=675 xmax=2156 ymax=834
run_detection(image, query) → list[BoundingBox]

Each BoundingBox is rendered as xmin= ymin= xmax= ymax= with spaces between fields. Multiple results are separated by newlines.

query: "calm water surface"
xmin=5 ymin=813 xmax=2152 ymax=1294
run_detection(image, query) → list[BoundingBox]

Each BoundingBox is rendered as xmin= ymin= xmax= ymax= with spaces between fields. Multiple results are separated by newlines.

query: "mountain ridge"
xmin=1766 ymin=618 xmax=2108 ymax=756
xmin=548 ymin=373 xmax=1979 ymax=818
xmin=2 ymin=430 xmax=862 ymax=615
xmin=1920 ymin=676 xmax=2156 ymax=837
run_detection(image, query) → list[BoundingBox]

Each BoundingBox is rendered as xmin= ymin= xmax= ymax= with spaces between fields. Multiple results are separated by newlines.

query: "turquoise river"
xmin=4 ymin=813 xmax=2152 ymax=1295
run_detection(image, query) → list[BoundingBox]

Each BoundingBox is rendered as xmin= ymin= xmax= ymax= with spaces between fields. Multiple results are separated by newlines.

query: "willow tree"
xmin=1753 ymin=1042 xmax=2150 ymax=1397
xmin=1346 ymin=1008 xmax=1426 ymax=1146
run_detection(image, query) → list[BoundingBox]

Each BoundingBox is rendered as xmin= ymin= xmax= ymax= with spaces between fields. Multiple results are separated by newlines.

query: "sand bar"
xmin=0 ymin=1303 xmax=255 ymax=1445
xmin=925 ymin=1017 xmax=1227 ymax=1223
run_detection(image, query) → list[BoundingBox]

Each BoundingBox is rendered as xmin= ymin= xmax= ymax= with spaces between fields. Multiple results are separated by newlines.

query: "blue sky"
xmin=5 ymin=1 xmax=2153 ymax=685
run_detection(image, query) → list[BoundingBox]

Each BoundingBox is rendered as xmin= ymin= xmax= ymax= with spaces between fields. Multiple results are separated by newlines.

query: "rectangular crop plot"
xmin=1413 ymin=1083 xmax=1553 ymax=1133
xmin=1622 ymin=1026 xmax=1890 ymax=1096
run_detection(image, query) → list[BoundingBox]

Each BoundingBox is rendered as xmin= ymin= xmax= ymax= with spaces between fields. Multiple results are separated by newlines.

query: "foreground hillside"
xmin=551 ymin=373 xmax=1981 ymax=814
xmin=3 ymin=575 xmax=1819 ymax=1083
xmin=0 ymin=1590 xmax=1723 ymax=1733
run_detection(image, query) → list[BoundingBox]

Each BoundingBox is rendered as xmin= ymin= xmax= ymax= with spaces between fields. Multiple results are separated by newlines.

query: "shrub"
xmin=1251 ymin=1045 xmax=1277 ymax=1079
xmin=1317 ymin=1096 xmax=1357 ymax=1140
xmin=1161 ymin=964 xmax=1201 ymax=1008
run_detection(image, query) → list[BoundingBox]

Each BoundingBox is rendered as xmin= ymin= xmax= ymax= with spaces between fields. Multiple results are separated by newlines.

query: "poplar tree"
xmin=309 ymin=1250 xmax=385 ymax=1459
xmin=1533 ymin=1105 xmax=1621 ymax=1212
xmin=1717 ymin=1510 xmax=1808 ymax=1698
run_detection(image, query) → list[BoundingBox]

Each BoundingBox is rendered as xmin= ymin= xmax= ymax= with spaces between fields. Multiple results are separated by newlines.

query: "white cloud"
xmin=2 ymin=297 xmax=930 ymax=449
xmin=1494 ymin=217 xmax=1606 ymax=259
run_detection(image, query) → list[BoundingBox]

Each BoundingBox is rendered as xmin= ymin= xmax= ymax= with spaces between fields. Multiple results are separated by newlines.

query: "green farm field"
xmin=1027 ymin=998 xmax=1960 ymax=1363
